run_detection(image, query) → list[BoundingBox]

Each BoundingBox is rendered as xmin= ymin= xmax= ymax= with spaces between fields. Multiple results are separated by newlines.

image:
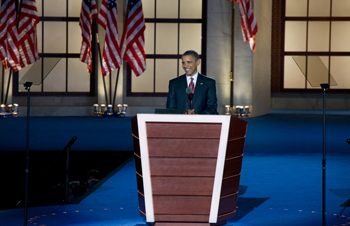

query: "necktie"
xmin=189 ymin=77 xmax=195 ymax=105
xmin=189 ymin=77 xmax=195 ymax=94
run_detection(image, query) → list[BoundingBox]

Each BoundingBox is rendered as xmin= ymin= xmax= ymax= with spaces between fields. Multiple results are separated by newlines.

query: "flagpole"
xmin=1 ymin=67 xmax=4 ymax=103
xmin=0 ymin=0 xmax=2 ymax=104
xmin=112 ymin=67 xmax=120 ymax=112
xmin=4 ymin=68 xmax=12 ymax=105
xmin=96 ymin=34 xmax=109 ymax=105
xmin=109 ymin=68 xmax=112 ymax=104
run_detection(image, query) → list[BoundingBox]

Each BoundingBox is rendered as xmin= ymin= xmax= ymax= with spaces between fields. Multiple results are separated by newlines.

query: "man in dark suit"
xmin=166 ymin=50 xmax=218 ymax=115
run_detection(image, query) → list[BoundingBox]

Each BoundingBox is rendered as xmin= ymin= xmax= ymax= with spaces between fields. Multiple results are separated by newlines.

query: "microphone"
xmin=347 ymin=139 xmax=350 ymax=145
xmin=186 ymin=87 xmax=193 ymax=101
xmin=186 ymin=87 xmax=192 ymax=95
xmin=186 ymin=87 xmax=192 ymax=109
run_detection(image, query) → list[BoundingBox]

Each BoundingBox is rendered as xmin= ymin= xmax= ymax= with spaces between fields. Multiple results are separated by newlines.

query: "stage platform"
xmin=1 ymin=113 xmax=350 ymax=226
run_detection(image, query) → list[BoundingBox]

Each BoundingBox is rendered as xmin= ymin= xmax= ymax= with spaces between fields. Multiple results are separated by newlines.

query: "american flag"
xmin=120 ymin=0 xmax=146 ymax=76
xmin=0 ymin=0 xmax=20 ymax=71
xmin=79 ymin=0 xmax=97 ymax=73
xmin=98 ymin=0 xmax=122 ymax=76
xmin=236 ymin=0 xmax=258 ymax=52
xmin=17 ymin=0 xmax=40 ymax=68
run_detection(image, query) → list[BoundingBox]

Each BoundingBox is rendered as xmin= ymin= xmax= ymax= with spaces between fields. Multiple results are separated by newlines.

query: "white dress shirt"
xmin=186 ymin=71 xmax=198 ymax=88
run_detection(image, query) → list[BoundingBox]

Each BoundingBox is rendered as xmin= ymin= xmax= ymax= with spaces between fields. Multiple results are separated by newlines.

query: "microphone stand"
xmin=186 ymin=87 xmax=192 ymax=112
xmin=64 ymin=136 xmax=77 ymax=204
xmin=321 ymin=83 xmax=329 ymax=226
xmin=23 ymin=81 xmax=33 ymax=226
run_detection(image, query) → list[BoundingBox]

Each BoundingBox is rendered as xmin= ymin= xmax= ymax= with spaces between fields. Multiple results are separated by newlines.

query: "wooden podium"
xmin=131 ymin=114 xmax=247 ymax=226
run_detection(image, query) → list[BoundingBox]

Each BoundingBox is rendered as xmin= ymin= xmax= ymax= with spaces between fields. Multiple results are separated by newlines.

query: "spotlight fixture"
xmin=235 ymin=106 xmax=244 ymax=117
xmin=235 ymin=106 xmax=240 ymax=117
xmin=0 ymin=104 xmax=5 ymax=115
xmin=117 ymin=104 xmax=122 ymax=116
xmin=245 ymin=106 xmax=250 ymax=117
xmin=239 ymin=106 xmax=244 ymax=117
xmin=13 ymin=103 xmax=19 ymax=117
xmin=225 ymin=105 xmax=231 ymax=115
xmin=8 ymin=104 xmax=13 ymax=115
xmin=107 ymin=104 xmax=113 ymax=115
xmin=117 ymin=104 xmax=122 ymax=113
xmin=100 ymin=104 xmax=106 ymax=114
xmin=121 ymin=104 xmax=128 ymax=117
xmin=93 ymin=104 xmax=99 ymax=117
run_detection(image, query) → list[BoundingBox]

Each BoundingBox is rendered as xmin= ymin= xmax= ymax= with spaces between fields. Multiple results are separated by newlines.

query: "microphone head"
xmin=186 ymin=87 xmax=192 ymax=94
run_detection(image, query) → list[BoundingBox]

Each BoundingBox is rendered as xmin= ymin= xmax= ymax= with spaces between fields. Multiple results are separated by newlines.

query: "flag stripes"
xmin=121 ymin=0 xmax=146 ymax=76
xmin=79 ymin=0 xmax=98 ymax=73
xmin=0 ymin=0 xmax=20 ymax=71
xmin=236 ymin=0 xmax=257 ymax=51
xmin=98 ymin=0 xmax=122 ymax=76
xmin=17 ymin=0 xmax=40 ymax=68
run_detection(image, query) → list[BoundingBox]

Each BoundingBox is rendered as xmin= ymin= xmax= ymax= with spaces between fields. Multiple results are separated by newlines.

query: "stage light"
xmin=100 ymin=104 xmax=106 ymax=114
xmin=235 ymin=106 xmax=240 ymax=117
xmin=245 ymin=105 xmax=250 ymax=117
xmin=121 ymin=104 xmax=128 ymax=116
xmin=0 ymin=104 xmax=5 ymax=115
xmin=107 ymin=104 xmax=113 ymax=115
xmin=225 ymin=105 xmax=231 ymax=115
xmin=117 ymin=104 xmax=122 ymax=115
xmin=8 ymin=104 xmax=12 ymax=115
xmin=239 ymin=106 xmax=244 ymax=117
xmin=13 ymin=103 xmax=18 ymax=117
xmin=93 ymin=104 xmax=99 ymax=116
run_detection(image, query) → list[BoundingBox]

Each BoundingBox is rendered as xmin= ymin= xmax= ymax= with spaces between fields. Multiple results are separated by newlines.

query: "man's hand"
xmin=186 ymin=109 xmax=195 ymax=115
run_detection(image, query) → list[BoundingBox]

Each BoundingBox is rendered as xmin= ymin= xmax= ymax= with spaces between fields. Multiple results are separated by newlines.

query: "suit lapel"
xmin=181 ymin=74 xmax=187 ymax=89
xmin=192 ymin=74 xmax=204 ymax=105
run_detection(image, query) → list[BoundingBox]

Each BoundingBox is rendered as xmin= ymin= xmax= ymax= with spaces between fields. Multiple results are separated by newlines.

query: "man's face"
xmin=182 ymin=55 xmax=200 ymax=77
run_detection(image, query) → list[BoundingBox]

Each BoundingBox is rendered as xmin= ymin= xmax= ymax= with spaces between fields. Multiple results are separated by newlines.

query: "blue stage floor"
xmin=1 ymin=113 xmax=350 ymax=226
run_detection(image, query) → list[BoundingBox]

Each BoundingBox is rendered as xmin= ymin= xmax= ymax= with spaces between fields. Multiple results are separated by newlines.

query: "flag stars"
xmin=108 ymin=0 xmax=116 ymax=10
xmin=84 ymin=0 xmax=92 ymax=9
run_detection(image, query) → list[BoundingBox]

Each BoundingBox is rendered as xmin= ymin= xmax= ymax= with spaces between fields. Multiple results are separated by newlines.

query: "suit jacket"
xmin=166 ymin=73 xmax=218 ymax=114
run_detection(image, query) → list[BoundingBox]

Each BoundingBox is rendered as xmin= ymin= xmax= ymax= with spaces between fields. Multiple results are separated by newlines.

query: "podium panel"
xmin=131 ymin=114 xmax=247 ymax=225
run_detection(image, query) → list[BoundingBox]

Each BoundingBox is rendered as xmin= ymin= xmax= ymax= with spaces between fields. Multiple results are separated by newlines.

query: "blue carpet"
xmin=1 ymin=113 xmax=350 ymax=226
xmin=0 ymin=116 xmax=134 ymax=151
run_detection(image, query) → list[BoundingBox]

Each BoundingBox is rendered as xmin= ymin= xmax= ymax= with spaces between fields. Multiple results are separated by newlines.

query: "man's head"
xmin=182 ymin=50 xmax=200 ymax=77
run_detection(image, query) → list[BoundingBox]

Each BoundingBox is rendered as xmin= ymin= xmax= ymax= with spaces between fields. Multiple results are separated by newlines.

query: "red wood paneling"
xmin=154 ymin=214 xmax=209 ymax=223
xmin=222 ymin=157 xmax=243 ymax=178
xmin=136 ymin=174 xmax=144 ymax=194
xmin=220 ymin=175 xmax=240 ymax=197
xmin=218 ymin=194 xmax=238 ymax=216
xmin=154 ymin=222 xmax=210 ymax=226
xmin=227 ymin=117 xmax=248 ymax=140
xmin=146 ymin=122 xmax=222 ymax=139
xmin=153 ymin=196 xmax=212 ymax=215
xmin=147 ymin=138 xmax=220 ymax=158
xmin=131 ymin=116 xmax=139 ymax=138
xmin=133 ymin=136 xmax=141 ymax=156
xmin=216 ymin=211 xmax=236 ymax=223
xmin=149 ymin=158 xmax=217 ymax=177
xmin=131 ymin=116 xmax=247 ymax=224
xmin=151 ymin=177 xmax=214 ymax=196
xmin=134 ymin=155 xmax=142 ymax=175
xmin=226 ymin=138 xmax=245 ymax=159
xmin=138 ymin=192 xmax=145 ymax=214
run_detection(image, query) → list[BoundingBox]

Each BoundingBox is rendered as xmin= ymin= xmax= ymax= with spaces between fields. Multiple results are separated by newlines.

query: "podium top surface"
xmin=135 ymin=113 xmax=234 ymax=123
